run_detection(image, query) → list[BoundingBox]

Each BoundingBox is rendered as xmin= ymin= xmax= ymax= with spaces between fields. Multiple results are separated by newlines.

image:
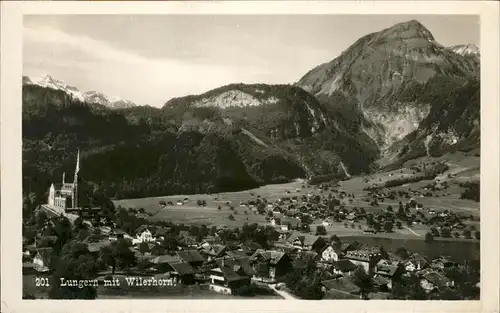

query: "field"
xmin=113 ymin=179 xmax=308 ymax=228
xmin=113 ymin=152 xmax=480 ymax=239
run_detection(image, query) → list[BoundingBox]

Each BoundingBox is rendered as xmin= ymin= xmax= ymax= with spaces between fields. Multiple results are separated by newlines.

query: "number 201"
xmin=35 ymin=277 xmax=50 ymax=287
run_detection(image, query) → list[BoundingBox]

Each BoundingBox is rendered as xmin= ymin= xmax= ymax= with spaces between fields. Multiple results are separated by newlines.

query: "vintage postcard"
xmin=1 ymin=1 xmax=499 ymax=313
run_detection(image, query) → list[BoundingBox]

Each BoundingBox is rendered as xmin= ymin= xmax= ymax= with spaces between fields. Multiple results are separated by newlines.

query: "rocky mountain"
xmin=162 ymin=83 xmax=378 ymax=175
xmin=448 ymin=44 xmax=480 ymax=58
xmin=23 ymin=75 xmax=137 ymax=110
xmin=296 ymin=20 xmax=480 ymax=167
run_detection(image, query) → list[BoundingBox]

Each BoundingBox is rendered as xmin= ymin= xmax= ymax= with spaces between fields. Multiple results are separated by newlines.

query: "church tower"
xmin=72 ymin=150 xmax=80 ymax=209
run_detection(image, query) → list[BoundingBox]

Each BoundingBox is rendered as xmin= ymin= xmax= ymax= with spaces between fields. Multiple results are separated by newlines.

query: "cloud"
xmin=23 ymin=26 xmax=263 ymax=105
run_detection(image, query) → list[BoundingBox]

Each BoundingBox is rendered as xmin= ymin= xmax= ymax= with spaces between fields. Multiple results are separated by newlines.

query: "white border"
xmin=1 ymin=1 xmax=499 ymax=313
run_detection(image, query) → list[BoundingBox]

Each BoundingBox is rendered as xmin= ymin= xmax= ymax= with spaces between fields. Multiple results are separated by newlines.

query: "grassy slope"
xmin=114 ymin=151 xmax=479 ymax=240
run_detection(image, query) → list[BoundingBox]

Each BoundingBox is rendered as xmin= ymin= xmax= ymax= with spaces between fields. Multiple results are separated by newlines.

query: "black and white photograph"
xmin=1 ymin=1 xmax=499 ymax=312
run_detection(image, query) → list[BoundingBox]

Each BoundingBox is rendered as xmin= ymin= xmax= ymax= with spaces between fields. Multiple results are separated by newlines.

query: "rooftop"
xmin=177 ymin=249 xmax=205 ymax=264
xmin=322 ymin=277 xmax=360 ymax=294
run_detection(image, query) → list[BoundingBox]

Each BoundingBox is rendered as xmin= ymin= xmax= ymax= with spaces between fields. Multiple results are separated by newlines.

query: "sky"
xmin=23 ymin=15 xmax=479 ymax=107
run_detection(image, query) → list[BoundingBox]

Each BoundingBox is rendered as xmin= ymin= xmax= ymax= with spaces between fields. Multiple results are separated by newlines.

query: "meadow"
xmin=112 ymin=152 xmax=480 ymax=238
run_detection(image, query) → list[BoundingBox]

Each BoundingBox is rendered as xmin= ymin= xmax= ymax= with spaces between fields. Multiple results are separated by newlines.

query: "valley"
xmin=21 ymin=19 xmax=481 ymax=300
xmin=113 ymin=150 xmax=480 ymax=245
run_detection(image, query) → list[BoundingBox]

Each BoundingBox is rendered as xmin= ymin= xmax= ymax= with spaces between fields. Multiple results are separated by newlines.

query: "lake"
xmin=343 ymin=236 xmax=480 ymax=262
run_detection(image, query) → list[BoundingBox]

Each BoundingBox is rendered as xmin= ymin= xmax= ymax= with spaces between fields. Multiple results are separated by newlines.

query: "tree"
xmin=281 ymin=258 xmax=323 ymax=299
xmin=441 ymin=227 xmax=452 ymax=238
xmin=99 ymin=239 xmax=137 ymax=274
xmin=390 ymin=274 xmax=428 ymax=300
xmin=425 ymin=232 xmax=434 ymax=243
xmin=474 ymin=230 xmax=480 ymax=240
xmin=316 ymin=225 xmax=327 ymax=236
xmin=73 ymin=217 xmax=84 ymax=230
xmin=138 ymin=242 xmax=150 ymax=255
xmin=49 ymin=241 xmax=98 ymax=299
xmin=463 ymin=229 xmax=472 ymax=239
xmin=379 ymin=245 xmax=389 ymax=259
xmin=53 ymin=217 xmax=73 ymax=253
xmin=395 ymin=247 xmax=409 ymax=259
xmin=352 ymin=265 xmax=372 ymax=296
xmin=383 ymin=221 xmax=394 ymax=233
xmin=35 ymin=210 xmax=48 ymax=230
xmin=396 ymin=221 xmax=402 ymax=229
xmin=228 ymin=214 xmax=235 ymax=221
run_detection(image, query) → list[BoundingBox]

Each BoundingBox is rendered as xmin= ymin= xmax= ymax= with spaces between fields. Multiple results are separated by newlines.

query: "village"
xmin=22 ymin=163 xmax=481 ymax=300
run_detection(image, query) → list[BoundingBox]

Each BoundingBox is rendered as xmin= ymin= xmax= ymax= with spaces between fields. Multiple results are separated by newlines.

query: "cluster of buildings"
xmin=23 ymin=218 xmax=465 ymax=299
xmin=22 ymin=152 xmax=474 ymax=299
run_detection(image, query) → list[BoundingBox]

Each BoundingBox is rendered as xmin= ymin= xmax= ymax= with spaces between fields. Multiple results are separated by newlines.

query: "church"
xmin=47 ymin=150 xmax=80 ymax=213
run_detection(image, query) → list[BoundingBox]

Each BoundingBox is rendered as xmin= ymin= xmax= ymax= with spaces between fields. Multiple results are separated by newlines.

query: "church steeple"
xmin=62 ymin=172 xmax=65 ymax=184
xmin=72 ymin=150 xmax=80 ymax=209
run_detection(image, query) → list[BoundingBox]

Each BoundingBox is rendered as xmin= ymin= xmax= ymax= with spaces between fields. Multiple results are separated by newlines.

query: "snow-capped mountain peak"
xmin=34 ymin=74 xmax=85 ymax=102
xmin=23 ymin=74 xmax=137 ymax=109
xmin=83 ymin=90 xmax=111 ymax=106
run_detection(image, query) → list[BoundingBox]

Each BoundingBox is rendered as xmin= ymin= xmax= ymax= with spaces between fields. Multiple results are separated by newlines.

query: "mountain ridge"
xmin=23 ymin=74 xmax=138 ymax=110
xmin=22 ymin=19 xmax=480 ymax=200
xmin=296 ymin=19 xmax=480 ymax=166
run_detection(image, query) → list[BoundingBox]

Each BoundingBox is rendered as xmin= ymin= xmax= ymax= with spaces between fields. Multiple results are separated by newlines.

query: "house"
xmin=363 ymin=227 xmax=376 ymax=234
xmin=344 ymin=248 xmax=382 ymax=273
xmin=23 ymin=262 xmax=37 ymax=275
xmin=282 ymin=217 xmax=301 ymax=231
xmin=321 ymin=277 xmax=361 ymax=299
xmin=109 ymin=229 xmax=131 ymax=241
xmin=177 ymin=249 xmax=206 ymax=268
xmin=199 ymin=244 xmax=228 ymax=261
xmin=237 ymin=242 xmax=263 ymax=255
xmin=332 ymin=259 xmax=358 ymax=275
xmin=32 ymin=247 xmax=53 ymax=272
xmin=177 ymin=231 xmax=198 ymax=247
xmin=374 ymin=260 xmax=402 ymax=290
xmin=285 ymin=209 xmax=299 ymax=217
xmin=99 ymin=226 xmax=112 ymax=235
xmin=320 ymin=245 xmax=341 ymax=263
xmin=135 ymin=213 xmax=149 ymax=220
xmin=341 ymin=241 xmax=363 ymax=253
xmin=168 ymin=261 xmax=196 ymax=285
xmin=286 ymin=232 xmax=326 ymax=253
xmin=132 ymin=226 xmax=156 ymax=245
xmin=372 ymin=275 xmax=391 ymax=291
xmin=208 ymin=257 xmax=253 ymax=294
xmin=420 ymin=271 xmax=453 ymax=292
xmin=250 ymin=250 xmax=292 ymax=282
xmin=225 ymin=250 xmax=249 ymax=259
xmin=430 ymin=256 xmax=458 ymax=270
xmin=404 ymin=254 xmax=430 ymax=272
xmin=296 ymin=249 xmax=319 ymax=261
xmin=150 ymin=254 xmax=181 ymax=273
xmin=154 ymin=227 xmax=171 ymax=239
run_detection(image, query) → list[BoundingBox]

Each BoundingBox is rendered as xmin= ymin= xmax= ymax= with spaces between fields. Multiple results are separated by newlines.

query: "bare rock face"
xmin=296 ymin=20 xmax=480 ymax=166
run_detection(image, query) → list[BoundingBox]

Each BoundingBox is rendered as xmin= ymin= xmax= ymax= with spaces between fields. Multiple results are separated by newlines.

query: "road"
xmin=404 ymin=226 xmax=421 ymax=236
xmin=268 ymin=284 xmax=298 ymax=300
